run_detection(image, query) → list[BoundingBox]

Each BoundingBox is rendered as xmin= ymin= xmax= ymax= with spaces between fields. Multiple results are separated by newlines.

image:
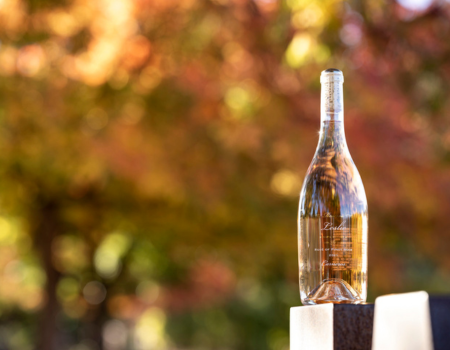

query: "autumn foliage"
xmin=0 ymin=0 xmax=449 ymax=349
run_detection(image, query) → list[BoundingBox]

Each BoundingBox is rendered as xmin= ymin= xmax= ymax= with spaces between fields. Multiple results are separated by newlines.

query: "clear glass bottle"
xmin=298 ymin=69 xmax=368 ymax=305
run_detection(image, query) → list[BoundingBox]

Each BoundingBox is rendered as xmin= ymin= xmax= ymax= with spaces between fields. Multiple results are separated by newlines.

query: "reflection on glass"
xmin=298 ymin=69 xmax=368 ymax=305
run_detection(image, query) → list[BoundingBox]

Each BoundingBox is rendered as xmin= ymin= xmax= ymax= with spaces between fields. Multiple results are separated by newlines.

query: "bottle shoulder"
xmin=299 ymin=151 xmax=367 ymax=217
xmin=305 ymin=151 xmax=361 ymax=183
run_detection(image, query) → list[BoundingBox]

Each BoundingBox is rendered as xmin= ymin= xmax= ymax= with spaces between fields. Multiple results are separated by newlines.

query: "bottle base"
xmin=302 ymin=278 xmax=363 ymax=305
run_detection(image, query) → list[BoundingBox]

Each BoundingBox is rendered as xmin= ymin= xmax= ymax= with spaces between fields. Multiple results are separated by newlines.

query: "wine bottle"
xmin=298 ymin=69 xmax=368 ymax=305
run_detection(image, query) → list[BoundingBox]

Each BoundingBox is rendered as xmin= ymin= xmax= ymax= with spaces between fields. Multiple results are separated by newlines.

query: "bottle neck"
xmin=316 ymin=121 xmax=348 ymax=153
xmin=317 ymin=80 xmax=348 ymax=152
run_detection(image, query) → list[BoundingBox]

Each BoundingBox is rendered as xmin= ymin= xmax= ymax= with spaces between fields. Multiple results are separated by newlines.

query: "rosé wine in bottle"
xmin=298 ymin=69 xmax=368 ymax=305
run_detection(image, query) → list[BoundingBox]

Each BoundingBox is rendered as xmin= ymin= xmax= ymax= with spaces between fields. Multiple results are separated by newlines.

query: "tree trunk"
xmin=33 ymin=199 xmax=61 ymax=350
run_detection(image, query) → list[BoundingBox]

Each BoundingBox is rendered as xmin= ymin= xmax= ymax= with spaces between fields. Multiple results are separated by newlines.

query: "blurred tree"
xmin=0 ymin=0 xmax=449 ymax=349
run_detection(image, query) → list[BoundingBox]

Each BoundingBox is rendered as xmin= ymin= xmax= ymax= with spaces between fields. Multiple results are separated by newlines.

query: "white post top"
xmin=372 ymin=291 xmax=433 ymax=350
xmin=290 ymin=304 xmax=334 ymax=350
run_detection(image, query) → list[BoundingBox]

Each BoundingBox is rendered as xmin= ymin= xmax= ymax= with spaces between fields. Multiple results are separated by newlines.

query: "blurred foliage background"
xmin=0 ymin=0 xmax=449 ymax=349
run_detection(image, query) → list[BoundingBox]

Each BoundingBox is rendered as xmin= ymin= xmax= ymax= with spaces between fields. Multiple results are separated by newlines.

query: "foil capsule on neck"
xmin=320 ymin=68 xmax=344 ymax=115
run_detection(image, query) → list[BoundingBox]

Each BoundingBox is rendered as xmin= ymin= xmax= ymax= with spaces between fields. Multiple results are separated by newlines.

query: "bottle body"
xmin=298 ymin=70 xmax=368 ymax=305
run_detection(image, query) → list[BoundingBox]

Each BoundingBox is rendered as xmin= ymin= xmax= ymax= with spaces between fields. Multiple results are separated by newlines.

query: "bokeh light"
xmin=397 ymin=0 xmax=434 ymax=11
